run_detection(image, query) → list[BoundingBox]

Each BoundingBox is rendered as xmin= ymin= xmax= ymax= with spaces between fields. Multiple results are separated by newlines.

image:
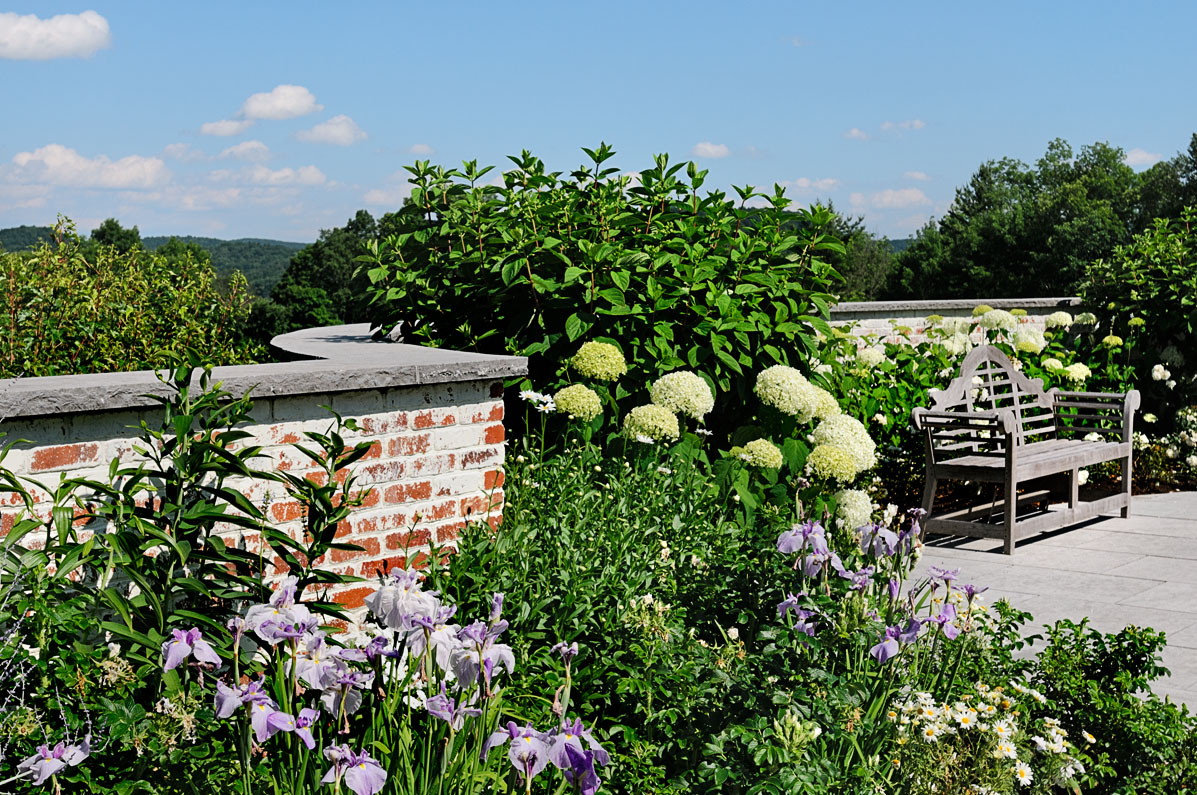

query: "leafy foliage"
xmin=358 ymin=145 xmax=844 ymax=437
xmin=0 ymin=219 xmax=261 ymax=377
xmin=887 ymin=134 xmax=1197 ymax=300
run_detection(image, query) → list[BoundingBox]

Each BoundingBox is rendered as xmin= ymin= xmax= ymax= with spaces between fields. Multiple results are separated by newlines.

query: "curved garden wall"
xmin=0 ymin=324 xmax=526 ymax=607
xmin=830 ymin=296 xmax=1082 ymax=344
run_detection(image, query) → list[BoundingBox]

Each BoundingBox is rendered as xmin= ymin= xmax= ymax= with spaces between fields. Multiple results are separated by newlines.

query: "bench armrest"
xmin=1052 ymin=389 xmax=1140 ymax=441
xmin=911 ymin=407 xmax=1018 ymax=435
xmin=1054 ymin=389 xmax=1140 ymax=411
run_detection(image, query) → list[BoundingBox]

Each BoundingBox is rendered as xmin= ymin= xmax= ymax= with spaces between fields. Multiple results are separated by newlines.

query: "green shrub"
xmin=1082 ymin=207 xmax=1196 ymax=428
xmin=0 ymin=218 xmax=260 ymax=377
xmin=358 ymin=145 xmax=844 ymax=438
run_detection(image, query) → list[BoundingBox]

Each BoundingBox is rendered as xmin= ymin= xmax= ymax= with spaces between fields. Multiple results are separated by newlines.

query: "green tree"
xmin=886 ymin=138 xmax=1141 ymax=298
xmin=90 ymin=217 xmax=143 ymax=253
xmin=248 ymin=210 xmax=401 ymax=342
xmin=822 ymin=204 xmax=894 ymax=301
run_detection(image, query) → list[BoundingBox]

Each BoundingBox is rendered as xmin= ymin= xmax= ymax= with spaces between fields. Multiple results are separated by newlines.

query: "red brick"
xmin=31 ymin=443 xmax=99 ymax=472
xmin=484 ymin=424 xmax=505 ymax=445
xmin=385 ymin=529 xmax=432 ymax=550
xmin=383 ymin=481 xmax=432 ymax=504
xmin=271 ymin=501 xmax=306 ymax=522
xmin=388 ymin=434 xmax=431 ymax=457
xmin=361 ymin=441 xmax=382 ymax=460
xmin=330 ymin=536 xmax=380 ymax=563
xmin=488 ymin=403 xmax=505 ymax=422
xmin=360 ymin=414 xmax=409 ymax=436
xmin=460 ymin=448 xmax=499 ymax=469
xmin=333 ymin=586 xmax=374 ymax=609
xmin=412 ymin=411 xmax=436 ymax=430
xmin=356 ymin=557 xmax=398 ymax=579
xmin=437 ymin=522 xmax=465 ymax=543
xmin=484 ymin=469 xmax=505 ymax=490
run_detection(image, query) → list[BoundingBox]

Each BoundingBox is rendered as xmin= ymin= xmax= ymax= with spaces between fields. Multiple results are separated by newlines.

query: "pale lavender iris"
xmin=777 ymin=520 xmax=827 ymax=555
xmin=928 ymin=566 xmax=960 ymax=594
xmin=424 ymin=684 xmax=482 ymax=731
xmin=295 ymin=707 xmax=320 ymax=750
xmin=482 ymin=722 xmax=551 ymax=783
xmin=17 ymin=736 xmax=89 ymax=785
xmin=321 ymin=745 xmax=388 ymax=795
xmin=800 ymin=550 xmax=843 ymax=578
xmin=562 ymin=745 xmax=602 ymax=795
xmin=839 ymin=565 xmax=875 ymax=591
xmin=869 ymin=625 xmax=901 ymax=664
xmin=960 ymin=583 xmax=989 ymax=600
xmin=551 ymin=641 xmax=579 ymax=665
xmin=363 ymin=568 xmax=439 ymax=631
xmin=249 ymin=698 xmax=287 ymax=742
xmin=886 ymin=578 xmax=900 ymax=601
xmin=548 ymin=718 xmax=610 ymax=769
xmin=898 ymin=618 xmax=922 ymax=643
xmin=490 ymin=592 xmax=505 ymax=622
xmin=860 ymin=523 xmax=899 ymax=558
xmin=320 ymin=666 xmax=374 ymax=719
xmin=452 ymin=622 xmax=516 ymax=686
xmin=293 ymin=631 xmax=340 ymax=689
xmin=929 ymin=603 xmax=961 ymax=640
xmin=214 ymin=676 xmax=270 ymax=719
xmin=162 ymin=627 xmax=221 ymax=670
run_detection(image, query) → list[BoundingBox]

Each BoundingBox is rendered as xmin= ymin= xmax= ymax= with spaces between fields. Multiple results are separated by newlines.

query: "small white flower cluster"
xmin=938 ymin=316 xmax=974 ymax=335
xmin=978 ymin=309 xmax=1018 ymax=332
xmin=857 ymin=347 xmax=886 ymax=368
xmin=834 ymin=488 xmax=874 ymax=532
xmin=810 ymin=414 xmax=877 ymax=478
xmin=1151 ymin=363 xmax=1178 ymax=389
xmin=1013 ymin=328 xmax=1046 ymax=355
xmin=891 ymin=683 xmax=1085 ymax=790
xmin=519 ymin=390 xmax=556 ymax=413
xmin=650 ymin=370 xmax=714 ymax=421
xmin=1044 ymin=311 xmax=1074 ymax=329
xmin=754 ymin=364 xmax=840 ymax=423
xmin=942 ymin=332 xmax=973 ymax=357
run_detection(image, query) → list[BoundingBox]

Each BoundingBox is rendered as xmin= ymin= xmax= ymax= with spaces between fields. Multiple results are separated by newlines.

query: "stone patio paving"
xmin=915 ymin=491 xmax=1197 ymax=708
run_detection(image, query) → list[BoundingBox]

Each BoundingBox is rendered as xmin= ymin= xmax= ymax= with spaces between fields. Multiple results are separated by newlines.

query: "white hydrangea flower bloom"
xmin=978 ymin=309 xmax=1017 ymax=331
xmin=650 ymin=370 xmax=715 ymax=421
xmin=812 ymin=414 xmax=877 ymax=474
xmin=834 ymin=488 xmax=873 ymax=531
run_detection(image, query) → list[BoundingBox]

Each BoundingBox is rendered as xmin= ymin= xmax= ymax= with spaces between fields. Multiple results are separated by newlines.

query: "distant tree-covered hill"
xmin=0 ymin=226 xmax=306 ymax=296
xmin=141 ymin=236 xmax=306 ymax=296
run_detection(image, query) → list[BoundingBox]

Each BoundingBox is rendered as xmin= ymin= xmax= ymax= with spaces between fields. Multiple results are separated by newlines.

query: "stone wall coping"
xmin=0 ymin=324 xmax=527 ymax=420
xmin=830 ymin=297 xmax=1081 ymax=320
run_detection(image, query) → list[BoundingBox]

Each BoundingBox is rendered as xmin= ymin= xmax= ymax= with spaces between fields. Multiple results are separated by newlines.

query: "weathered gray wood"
xmin=912 ymin=345 xmax=1139 ymax=554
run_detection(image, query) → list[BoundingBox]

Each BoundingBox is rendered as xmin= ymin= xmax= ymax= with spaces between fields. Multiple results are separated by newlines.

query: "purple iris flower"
xmin=870 ymin=625 xmax=901 ymax=664
xmin=928 ymin=566 xmax=960 ymax=595
xmin=320 ymin=666 xmax=374 ymax=719
xmin=490 ymin=592 xmax=505 ymax=622
xmin=928 ymin=603 xmax=961 ymax=640
xmin=244 ymin=602 xmax=314 ymax=646
xmin=249 ymin=698 xmax=287 ymax=743
xmin=214 ymin=676 xmax=271 ymax=720
xmin=777 ymin=520 xmax=826 ymax=555
xmin=452 ymin=623 xmax=516 ymax=687
xmin=960 ymin=583 xmax=989 ymax=600
xmin=293 ymin=631 xmax=341 ymax=689
xmin=551 ymin=641 xmax=579 ymax=665
xmin=548 ymin=718 xmax=610 ymax=770
xmin=17 ymin=736 xmax=89 ymax=785
xmin=321 ymin=745 xmax=388 ymax=795
xmin=424 ymin=683 xmax=483 ymax=731
xmin=562 ymin=745 xmax=602 ymax=795
xmin=161 ymin=627 xmax=222 ymax=671
xmin=839 ymin=565 xmax=875 ymax=591
xmin=887 ymin=578 xmax=901 ymax=601
xmin=800 ymin=550 xmax=843 ymax=579
xmin=294 ymin=707 xmax=320 ymax=750
xmin=777 ymin=593 xmax=800 ymax=618
xmin=860 ymin=523 xmax=899 ymax=558
xmin=363 ymin=568 xmax=439 ymax=631
xmin=898 ymin=618 xmax=922 ymax=644
xmin=482 ymin=723 xmax=551 ymax=784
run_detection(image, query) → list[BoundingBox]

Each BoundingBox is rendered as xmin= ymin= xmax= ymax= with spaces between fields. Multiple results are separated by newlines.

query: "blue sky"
xmin=2 ymin=2 xmax=1195 ymax=242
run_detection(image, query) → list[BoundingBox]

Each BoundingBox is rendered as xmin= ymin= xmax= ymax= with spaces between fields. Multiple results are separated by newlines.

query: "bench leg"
xmin=1069 ymin=468 xmax=1079 ymax=511
xmin=1121 ymin=454 xmax=1132 ymax=518
xmin=920 ymin=476 xmax=937 ymax=539
xmin=1003 ymin=472 xmax=1017 ymax=555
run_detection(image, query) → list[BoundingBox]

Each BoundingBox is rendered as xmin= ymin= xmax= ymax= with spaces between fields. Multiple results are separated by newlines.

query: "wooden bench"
xmin=911 ymin=346 xmax=1140 ymax=554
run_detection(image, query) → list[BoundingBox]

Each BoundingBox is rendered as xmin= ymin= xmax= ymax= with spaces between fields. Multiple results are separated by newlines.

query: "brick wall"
xmin=0 ymin=324 xmax=526 ymax=607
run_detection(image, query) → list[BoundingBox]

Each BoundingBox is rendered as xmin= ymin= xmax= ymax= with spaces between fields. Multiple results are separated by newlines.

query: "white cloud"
xmin=295 ymin=115 xmax=366 ymax=146
xmin=162 ymin=143 xmax=205 ymax=162
xmin=1124 ymin=148 xmax=1162 ymax=167
xmin=10 ymin=144 xmax=170 ymax=189
xmin=869 ymin=188 xmax=931 ymax=209
xmin=365 ymin=170 xmax=416 ymax=206
xmin=246 ymin=165 xmax=326 ymax=186
xmin=903 ymin=170 xmax=930 ymax=181
xmin=691 ymin=141 xmax=730 ymax=158
xmin=786 ymin=177 xmax=839 ymax=192
xmin=0 ymin=10 xmax=110 ymax=60
xmin=788 ymin=36 xmax=808 ymax=47
xmin=240 ymin=84 xmax=322 ymax=120
xmin=408 ymin=143 xmax=435 ymax=155
xmin=0 ymin=183 xmax=50 ymax=211
xmin=220 ymin=140 xmax=271 ymax=162
xmin=201 ymin=119 xmax=255 ymax=136
xmin=843 ymin=128 xmax=869 ymax=141
xmin=849 ymin=192 xmax=866 ymax=209
xmin=881 ymin=119 xmax=926 ymax=131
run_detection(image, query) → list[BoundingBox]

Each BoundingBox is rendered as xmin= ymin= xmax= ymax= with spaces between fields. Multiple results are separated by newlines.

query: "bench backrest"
xmin=926 ymin=346 xmax=1058 ymax=450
